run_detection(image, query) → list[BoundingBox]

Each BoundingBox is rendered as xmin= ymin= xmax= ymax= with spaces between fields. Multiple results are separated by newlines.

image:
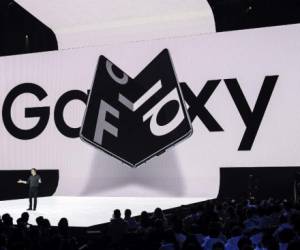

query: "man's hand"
xmin=17 ymin=179 xmax=26 ymax=184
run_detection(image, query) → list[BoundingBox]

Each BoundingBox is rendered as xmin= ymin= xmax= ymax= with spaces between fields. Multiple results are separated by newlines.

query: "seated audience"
xmin=1 ymin=197 xmax=300 ymax=250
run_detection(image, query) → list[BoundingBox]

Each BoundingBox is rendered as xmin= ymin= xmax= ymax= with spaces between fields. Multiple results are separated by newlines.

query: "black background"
xmin=0 ymin=1 xmax=57 ymax=56
xmin=0 ymin=169 xmax=59 ymax=201
xmin=218 ymin=167 xmax=300 ymax=200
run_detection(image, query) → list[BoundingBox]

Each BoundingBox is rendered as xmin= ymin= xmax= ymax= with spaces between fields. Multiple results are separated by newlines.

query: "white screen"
xmin=0 ymin=24 xmax=299 ymax=198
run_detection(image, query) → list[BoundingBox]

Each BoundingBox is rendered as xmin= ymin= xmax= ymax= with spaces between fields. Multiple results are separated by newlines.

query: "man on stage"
xmin=17 ymin=168 xmax=42 ymax=211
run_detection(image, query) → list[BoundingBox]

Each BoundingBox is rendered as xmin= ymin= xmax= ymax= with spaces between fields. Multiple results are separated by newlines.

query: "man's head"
xmin=113 ymin=209 xmax=121 ymax=219
xmin=21 ymin=212 xmax=29 ymax=223
xmin=31 ymin=168 xmax=37 ymax=176
xmin=125 ymin=209 xmax=131 ymax=218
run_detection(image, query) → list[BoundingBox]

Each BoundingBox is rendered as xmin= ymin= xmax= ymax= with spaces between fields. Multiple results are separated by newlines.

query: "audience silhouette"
xmin=0 ymin=198 xmax=300 ymax=249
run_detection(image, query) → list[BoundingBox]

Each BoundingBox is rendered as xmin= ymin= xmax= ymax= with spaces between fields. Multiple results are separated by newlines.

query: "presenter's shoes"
xmin=27 ymin=208 xmax=32 ymax=211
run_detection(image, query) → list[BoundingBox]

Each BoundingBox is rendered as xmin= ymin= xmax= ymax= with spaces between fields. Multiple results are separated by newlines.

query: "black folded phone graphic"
xmin=80 ymin=49 xmax=193 ymax=167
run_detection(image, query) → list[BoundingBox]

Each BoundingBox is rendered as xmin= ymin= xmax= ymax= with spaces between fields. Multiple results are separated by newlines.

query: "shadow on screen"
xmin=80 ymin=149 xmax=185 ymax=196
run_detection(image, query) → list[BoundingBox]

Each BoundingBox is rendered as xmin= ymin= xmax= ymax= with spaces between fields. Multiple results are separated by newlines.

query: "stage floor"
xmin=0 ymin=196 xmax=206 ymax=227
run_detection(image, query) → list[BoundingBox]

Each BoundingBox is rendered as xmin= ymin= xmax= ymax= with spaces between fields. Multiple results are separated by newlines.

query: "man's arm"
xmin=38 ymin=176 xmax=42 ymax=184
xmin=17 ymin=179 xmax=27 ymax=184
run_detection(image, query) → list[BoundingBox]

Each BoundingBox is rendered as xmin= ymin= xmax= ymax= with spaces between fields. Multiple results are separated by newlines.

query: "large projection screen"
xmin=0 ymin=24 xmax=299 ymax=198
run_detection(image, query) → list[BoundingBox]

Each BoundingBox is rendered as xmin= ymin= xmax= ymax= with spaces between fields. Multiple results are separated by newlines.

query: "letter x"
xmin=180 ymin=80 xmax=223 ymax=131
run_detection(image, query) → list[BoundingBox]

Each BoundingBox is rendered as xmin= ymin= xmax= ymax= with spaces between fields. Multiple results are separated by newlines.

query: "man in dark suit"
xmin=17 ymin=168 xmax=42 ymax=211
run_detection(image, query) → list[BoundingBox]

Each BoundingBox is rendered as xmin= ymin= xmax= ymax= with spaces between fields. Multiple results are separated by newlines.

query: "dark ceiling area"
xmin=0 ymin=0 xmax=300 ymax=56
xmin=208 ymin=0 xmax=300 ymax=31
xmin=0 ymin=0 xmax=58 ymax=57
